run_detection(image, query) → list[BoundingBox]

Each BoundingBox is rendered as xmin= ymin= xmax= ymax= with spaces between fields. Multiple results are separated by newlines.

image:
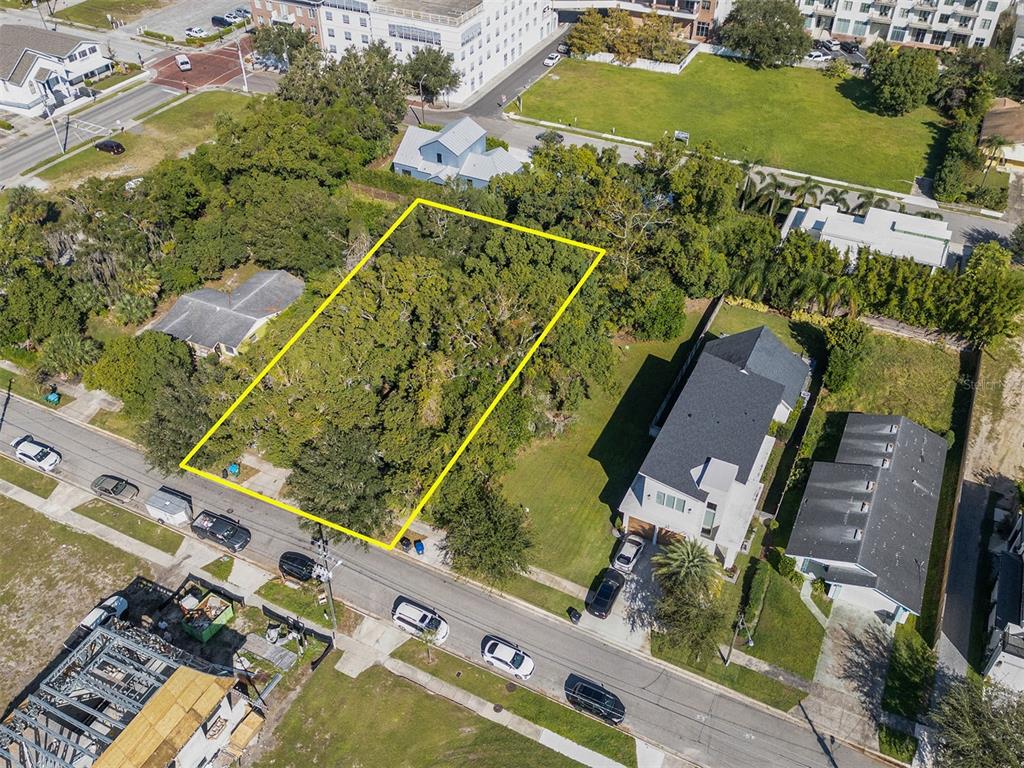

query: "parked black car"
xmin=279 ymin=551 xmax=317 ymax=582
xmin=565 ymin=677 xmax=625 ymax=724
xmin=840 ymin=40 xmax=860 ymax=54
xmin=586 ymin=568 xmax=625 ymax=619
xmin=95 ymin=139 xmax=125 ymax=155
xmin=191 ymin=510 xmax=251 ymax=552
xmin=211 ymin=15 xmax=232 ymax=28
xmin=91 ymin=474 xmax=140 ymax=503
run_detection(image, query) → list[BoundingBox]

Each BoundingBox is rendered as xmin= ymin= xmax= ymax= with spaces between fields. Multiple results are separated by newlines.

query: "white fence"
xmin=584 ymin=51 xmax=687 ymax=74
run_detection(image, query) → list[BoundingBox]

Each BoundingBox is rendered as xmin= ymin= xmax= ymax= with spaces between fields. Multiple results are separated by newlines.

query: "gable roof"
xmin=153 ymin=270 xmax=304 ymax=350
xmin=459 ymin=147 xmax=523 ymax=181
xmin=431 ymin=115 xmax=486 ymax=156
xmin=703 ymin=326 xmax=808 ymax=408
xmin=392 ymin=119 xmax=522 ymax=185
xmin=92 ymin=667 xmax=235 ymax=768
xmin=639 ymin=341 xmax=788 ymax=501
xmin=787 ymin=414 xmax=948 ymax=614
xmin=0 ymin=24 xmax=94 ymax=85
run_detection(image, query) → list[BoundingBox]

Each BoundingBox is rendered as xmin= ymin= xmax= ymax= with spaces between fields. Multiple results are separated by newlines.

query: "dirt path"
xmin=967 ymin=333 xmax=1024 ymax=502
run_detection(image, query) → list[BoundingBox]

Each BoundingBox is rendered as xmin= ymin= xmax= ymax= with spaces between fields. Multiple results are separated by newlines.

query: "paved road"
xmin=0 ymin=393 xmax=883 ymax=768
xmin=0 ymin=83 xmax=179 ymax=183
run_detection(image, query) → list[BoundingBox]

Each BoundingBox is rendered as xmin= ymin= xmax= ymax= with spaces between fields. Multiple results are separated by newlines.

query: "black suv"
xmin=566 ymin=677 xmax=625 ymax=724
xmin=586 ymin=568 xmax=625 ymax=619
xmin=279 ymin=551 xmax=317 ymax=582
xmin=191 ymin=510 xmax=251 ymax=552
xmin=840 ymin=40 xmax=860 ymax=54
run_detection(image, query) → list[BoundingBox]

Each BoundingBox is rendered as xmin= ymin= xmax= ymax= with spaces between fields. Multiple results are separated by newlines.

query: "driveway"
xmin=579 ymin=541 xmax=657 ymax=652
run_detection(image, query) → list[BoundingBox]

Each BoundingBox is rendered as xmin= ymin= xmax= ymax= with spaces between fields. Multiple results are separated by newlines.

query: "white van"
xmin=145 ymin=487 xmax=193 ymax=526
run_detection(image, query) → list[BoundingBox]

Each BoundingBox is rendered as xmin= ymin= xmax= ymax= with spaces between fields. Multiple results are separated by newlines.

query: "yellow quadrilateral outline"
xmin=179 ymin=198 xmax=606 ymax=549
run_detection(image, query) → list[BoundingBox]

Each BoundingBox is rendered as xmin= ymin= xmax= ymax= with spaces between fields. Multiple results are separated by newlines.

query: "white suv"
xmin=392 ymin=599 xmax=449 ymax=644
xmin=11 ymin=435 xmax=61 ymax=472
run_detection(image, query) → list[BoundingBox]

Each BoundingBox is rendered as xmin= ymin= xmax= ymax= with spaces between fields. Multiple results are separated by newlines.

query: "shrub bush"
xmin=142 ymin=30 xmax=174 ymax=42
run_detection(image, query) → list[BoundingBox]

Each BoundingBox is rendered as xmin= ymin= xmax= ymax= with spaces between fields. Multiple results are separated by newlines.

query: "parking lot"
xmin=151 ymin=38 xmax=250 ymax=91
xmin=136 ymin=0 xmax=247 ymax=40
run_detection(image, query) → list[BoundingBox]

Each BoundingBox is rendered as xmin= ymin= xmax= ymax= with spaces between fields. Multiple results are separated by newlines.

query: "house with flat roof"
xmin=152 ymin=270 xmax=304 ymax=356
xmin=393 ymin=116 xmax=523 ymax=188
xmin=781 ymin=203 xmax=954 ymax=271
xmin=982 ymin=514 xmax=1024 ymax=691
xmin=619 ymin=326 xmax=809 ymax=567
xmin=787 ymin=414 xmax=947 ymax=623
xmin=0 ymin=24 xmax=111 ymax=116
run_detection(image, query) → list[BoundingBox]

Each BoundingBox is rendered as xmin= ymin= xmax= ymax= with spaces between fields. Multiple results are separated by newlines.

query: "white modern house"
xmin=393 ymin=116 xmax=523 ymax=187
xmin=250 ymin=0 xmax=559 ymax=105
xmin=788 ymin=414 xmax=947 ymax=623
xmin=152 ymin=270 xmax=305 ymax=357
xmin=0 ymin=25 xmax=112 ymax=116
xmin=781 ymin=203 xmax=954 ymax=270
xmin=619 ymin=326 xmax=809 ymax=568
xmin=983 ymin=514 xmax=1024 ymax=691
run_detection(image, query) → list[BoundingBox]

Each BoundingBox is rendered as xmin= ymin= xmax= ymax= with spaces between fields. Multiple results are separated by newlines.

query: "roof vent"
xmin=866 ymin=480 xmax=875 ymax=491
xmin=881 ymin=457 xmax=891 ymax=468
xmin=860 ymin=501 xmax=870 ymax=512
xmin=888 ymin=423 xmax=899 ymax=433
xmin=852 ymin=528 xmax=863 ymax=540
xmin=885 ymin=442 xmax=894 ymax=453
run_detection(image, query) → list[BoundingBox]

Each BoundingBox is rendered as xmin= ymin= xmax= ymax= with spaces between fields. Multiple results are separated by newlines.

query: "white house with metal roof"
xmin=619 ymin=327 xmax=809 ymax=568
xmin=788 ymin=414 xmax=948 ymax=623
xmin=393 ymin=116 xmax=523 ymax=188
xmin=0 ymin=24 xmax=111 ymax=116
xmin=781 ymin=203 xmax=954 ymax=271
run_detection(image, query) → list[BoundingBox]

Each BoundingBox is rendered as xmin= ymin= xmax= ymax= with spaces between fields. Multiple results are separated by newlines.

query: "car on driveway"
xmin=565 ymin=677 xmax=625 ymax=724
xmin=11 ymin=435 xmax=61 ymax=472
xmin=95 ymin=139 xmax=125 ymax=155
xmin=191 ymin=510 xmax=251 ymax=552
xmin=586 ymin=568 xmax=625 ymax=619
xmin=543 ymin=52 xmax=561 ymax=67
xmin=185 ymin=26 xmax=207 ymax=38
xmin=805 ymin=50 xmax=831 ymax=62
xmin=612 ymin=534 xmax=646 ymax=573
xmin=80 ymin=594 xmax=128 ymax=631
xmin=91 ymin=474 xmax=140 ymax=503
xmin=481 ymin=636 xmax=535 ymax=680
xmin=392 ymin=599 xmax=449 ymax=644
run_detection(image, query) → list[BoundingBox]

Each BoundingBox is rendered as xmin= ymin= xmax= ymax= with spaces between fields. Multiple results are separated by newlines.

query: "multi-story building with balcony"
xmin=551 ymin=0 xmax=731 ymax=42
xmin=251 ymin=0 xmax=558 ymax=105
xmin=798 ymin=0 xmax=1011 ymax=49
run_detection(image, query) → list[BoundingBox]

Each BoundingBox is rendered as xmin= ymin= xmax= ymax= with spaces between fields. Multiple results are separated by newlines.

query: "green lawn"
xmin=0 ymin=367 xmax=73 ymax=409
xmin=650 ymin=634 xmax=807 ymax=712
xmin=745 ymin=572 xmax=825 ymax=680
xmin=878 ymin=724 xmax=919 ymax=763
xmin=499 ymin=574 xmax=584 ymax=620
xmin=253 ymin=662 xmax=579 ymax=768
xmin=89 ymin=64 xmax=142 ymax=91
xmin=54 ymin=0 xmax=169 ymax=27
xmin=89 ymin=408 xmax=140 ymax=441
xmin=514 ymin=56 xmax=946 ymax=192
xmin=502 ymin=316 xmax=701 ymax=586
xmin=74 ymin=498 xmax=183 ymax=555
xmin=201 ymin=555 xmax=234 ymax=582
xmin=38 ymin=91 xmax=251 ymax=187
xmin=256 ymin=579 xmax=361 ymax=634
xmin=0 ymin=494 xmax=152 ymax=706
xmin=0 ymin=455 xmax=58 ymax=498
xmin=882 ymin=617 xmax=937 ymax=720
xmin=393 ymin=642 xmax=637 ymax=767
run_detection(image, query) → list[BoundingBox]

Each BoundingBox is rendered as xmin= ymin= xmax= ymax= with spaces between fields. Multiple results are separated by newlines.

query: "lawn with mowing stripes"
xmin=514 ymin=56 xmax=947 ymax=192
xmin=74 ymin=498 xmax=184 ymax=555
xmin=0 ymin=455 xmax=58 ymax=498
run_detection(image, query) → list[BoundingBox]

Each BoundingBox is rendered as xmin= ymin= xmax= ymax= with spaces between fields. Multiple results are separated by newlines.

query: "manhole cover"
xmin=505 ymin=682 xmax=517 ymax=693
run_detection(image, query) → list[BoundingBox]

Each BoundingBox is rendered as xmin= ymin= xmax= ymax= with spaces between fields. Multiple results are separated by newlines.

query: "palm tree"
xmin=822 ymin=187 xmax=849 ymax=210
xmin=791 ymin=176 xmax=824 ymax=208
xmin=981 ymin=134 xmax=1010 ymax=184
xmin=753 ymin=173 xmax=792 ymax=219
xmin=652 ymin=538 xmax=720 ymax=601
xmin=853 ymin=190 xmax=891 ymax=215
xmin=738 ymin=158 xmax=762 ymax=211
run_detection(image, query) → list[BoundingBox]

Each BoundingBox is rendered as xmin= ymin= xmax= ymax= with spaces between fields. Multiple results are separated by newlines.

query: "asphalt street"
xmin=0 ymin=393 xmax=884 ymax=768
xmin=0 ymin=83 xmax=179 ymax=182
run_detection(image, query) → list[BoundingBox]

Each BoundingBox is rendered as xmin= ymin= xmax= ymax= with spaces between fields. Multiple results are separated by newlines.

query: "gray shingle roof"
xmin=703 ymin=326 xmax=808 ymax=408
xmin=639 ymin=327 xmax=805 ymax=501
xmin=152 ymin=270 xmax=304 ymax=351
xmin=787 ymin=414 xmax=948 ymax=614
xmin=433 ymin=116 xmax=486 ymax=156
xmin=0 ymin=24 xmax=94 ymax=85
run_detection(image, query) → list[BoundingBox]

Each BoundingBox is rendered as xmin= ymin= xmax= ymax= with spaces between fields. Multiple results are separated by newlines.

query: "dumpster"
xmin=180 ymin=590 xmax=234 ymax=643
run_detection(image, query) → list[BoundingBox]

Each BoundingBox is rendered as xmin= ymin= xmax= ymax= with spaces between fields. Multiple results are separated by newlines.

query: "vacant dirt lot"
xmin=967 ymin=334 xmax=1024 ymax=500
xmin=0 ymin=495 xmax=152 ymax=708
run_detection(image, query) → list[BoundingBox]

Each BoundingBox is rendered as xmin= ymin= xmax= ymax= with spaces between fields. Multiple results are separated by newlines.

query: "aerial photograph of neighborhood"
xmin=2 ymin=0 xmax=1024 ymax=766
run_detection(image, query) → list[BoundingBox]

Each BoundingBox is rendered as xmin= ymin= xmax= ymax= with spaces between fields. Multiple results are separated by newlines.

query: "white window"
xmin=985 ymin=0 xmax=998 ymax=10
xmin=345 ymin=30 xmax=351 ymax=40
xmin=328 ymin=28 xmax=335 ymax=37
xmin=361 ymin=34 xmax=369 ymax=43
xmin=307 ymin=8 xmax=314 ymax=18
xmin=329 ymin=44 xmax=337 ymax=53
xmin=360 ymin=16 xmax=367 ymax=26
xmin=325 ymin=10 xmax=332 ymax=20
xmin=343 ymin=14 xmax=349 ymax=23
xmin=980 ymin=18 xmax=992 ymax=28
xmin=395 ymin=42 xmax=402 ymax=51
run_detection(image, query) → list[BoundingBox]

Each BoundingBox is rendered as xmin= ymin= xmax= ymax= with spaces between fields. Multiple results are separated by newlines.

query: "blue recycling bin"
xmin=44 ymin=390 xmax=60 ymax=405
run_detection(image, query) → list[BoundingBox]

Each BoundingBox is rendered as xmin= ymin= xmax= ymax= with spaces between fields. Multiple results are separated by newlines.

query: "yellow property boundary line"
xmin=180 ymin=198 xmax=606 ymax=550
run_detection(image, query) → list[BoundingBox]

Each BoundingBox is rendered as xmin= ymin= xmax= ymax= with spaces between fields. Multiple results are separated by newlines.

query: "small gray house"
xmin=152 ymin=270 xmax=304 ymax=357
xmin=392 ymin=116 xmax=522 ymax=189
xmin=788 ymin=414 xmax=947 ymax=623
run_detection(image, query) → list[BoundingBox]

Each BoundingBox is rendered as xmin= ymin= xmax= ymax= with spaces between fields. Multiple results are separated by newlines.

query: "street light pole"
xmin=236 ymin=40 xmax=249 ymax=93
xmin=418 ymin=74 xmax=427 ymax=124
xmin=314 ymin=524 xmax=338 ymax=637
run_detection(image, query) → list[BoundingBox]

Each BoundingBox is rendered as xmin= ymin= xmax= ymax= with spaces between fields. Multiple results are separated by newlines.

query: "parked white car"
xmin=80 ymin=595 xmax=128 ymax=631
xmin=481 ymin=636 xmax=535 ymax=680
xmin=392 ymin=599 xmax=449 ymax=644
xmin=543 ymin=52 xmax=561 ymax=67
xmin=805 ymin=50 xmax=831 ymax=62
xmin=175 ymin=54 xmax=192 ymax=72
xmin=184 ymin=26 xmax=207 ymax=39
xmin=11 ymin=435 xmax=61 ymax=472
xmin=612 ymin=533 xmax=646 ymax=573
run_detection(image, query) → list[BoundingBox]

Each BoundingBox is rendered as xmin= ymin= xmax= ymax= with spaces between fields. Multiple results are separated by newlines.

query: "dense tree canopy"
xmin=932 ymin=676 xmax=1024 ymax=768
xmin=719 ymin=0 xmax=811 ymax=68
xmin=866 ymin=43 xmax=939 ymax=116
xmin=404 ymin=47 xmax=461 ymax=103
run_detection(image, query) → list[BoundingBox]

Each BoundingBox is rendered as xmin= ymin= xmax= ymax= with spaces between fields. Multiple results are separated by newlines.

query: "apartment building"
xmin=551 ymin=0 xmax=729 ymax=42
xmin=251 ymin=0 xmax=558 ymax=104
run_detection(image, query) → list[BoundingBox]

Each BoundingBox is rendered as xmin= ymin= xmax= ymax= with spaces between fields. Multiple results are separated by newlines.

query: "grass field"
xmin=54 ymin=0 xmax=169 ymax=27
xmin=0 ymin=455 xmax=58 ymax=498
xmin=882 ymin=617 xmax=937 ymax=720
xmin=253 ymin=662 xmax=579 ymax=768
xmin=745 ymin=573 xmax=825 ymax=680
xmin=0 ymin=494 xmax=151 ymax=707
xmin=393 ymin=642 xmax=638 ymax=767
xmin=256 ymin=579 xmax=361 ymax=634
xmin=74 ymin=498 xmax=183 ymax=555
xmin=514 ymin=56 xmax=946 ymax=192
xmin=502 ymin=315 xmax=701 ymax=586
xmin=38 ymin=91 xmax=251 ymax=187
xmin=499 ymin=573 xmax=584 ymax=620
xmin=0 ymin=367 xmax=73 ymax=409
xmin=89 ymin=408 xmax=140 ymax=441
xmin=201 ymin=555 xmax=234 ymax=582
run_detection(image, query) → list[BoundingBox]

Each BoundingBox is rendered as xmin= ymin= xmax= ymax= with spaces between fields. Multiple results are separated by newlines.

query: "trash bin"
xmin=567 ymin=607 xmax=582 ymax=625
xmin=414 ymin=539 xmax=425 ymax=556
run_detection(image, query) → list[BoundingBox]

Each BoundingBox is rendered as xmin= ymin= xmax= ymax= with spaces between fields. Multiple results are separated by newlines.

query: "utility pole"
xmin=236 ymin=40 xmax=249 ymax=93
xmin=418 ymin=74 xmax=427 ymax=124
xmin=313 ymin=525 xmax=338 ymax=637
